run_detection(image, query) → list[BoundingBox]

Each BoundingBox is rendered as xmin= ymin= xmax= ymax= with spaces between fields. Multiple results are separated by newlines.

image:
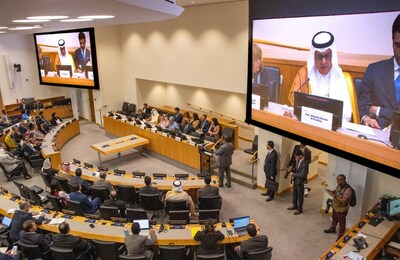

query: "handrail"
xmin=186 ymin=103 xmax=246 ymax=124
xmin=249 ymin=151 xmax=259 ymax=163
xmin=253 ymin=38 xmax=310 ymax=52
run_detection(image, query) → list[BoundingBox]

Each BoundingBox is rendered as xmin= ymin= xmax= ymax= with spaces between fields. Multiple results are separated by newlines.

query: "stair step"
xmin=212 ymin=168 xmax=257 ymax=189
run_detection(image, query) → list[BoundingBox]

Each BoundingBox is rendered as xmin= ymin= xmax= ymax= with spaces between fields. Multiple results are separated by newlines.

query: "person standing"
xmin=287 ymin=142 xmax=312 ymax=196
xmin=287 ymin=150 xmax=309 ymax=215
xmin=261 ymin=141 xmax=278 ymax=202
xmin=214 ymin=136 xmax=234 ymax=188
xmin=324 ymin=174 xmax=353 ymax=240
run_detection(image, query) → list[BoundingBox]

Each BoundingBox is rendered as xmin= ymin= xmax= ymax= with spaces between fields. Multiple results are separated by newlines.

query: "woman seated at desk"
xmin=194 ymin=218 xmax=225 ymax=255
xmin=157 ymin=113 xmax=169 ymax=128
xmin=147 ymin=109 xmax=160 ymax=125
xmin=190 ymin=113 xmax=201 ymax=131
xmin=50 ymin=112 xmax=63 ymax=126
xmin=207 ymin=118 xmax=221 ymax=140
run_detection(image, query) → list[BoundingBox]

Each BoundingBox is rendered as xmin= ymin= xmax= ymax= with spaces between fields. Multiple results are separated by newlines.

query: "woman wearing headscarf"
xmin=147 ymin=109 xmax=160 ymax=125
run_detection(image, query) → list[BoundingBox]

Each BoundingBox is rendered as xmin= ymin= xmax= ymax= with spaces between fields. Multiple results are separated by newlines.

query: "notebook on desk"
xmin=233 ymin=216 xmax=250 ymax=237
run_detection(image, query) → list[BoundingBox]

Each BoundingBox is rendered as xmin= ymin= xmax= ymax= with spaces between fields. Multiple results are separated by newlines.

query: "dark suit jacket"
xmin=358 ymin=57 xmax=397 ymax=128
xmin=200 ymin=120 xmax=211 ymax=133
xmin=104 ymin=198 xmax=126 ymax=217
xmin=139 ymin=185 xmax=160 ymax=195
xmin=51 ymin=233 xmax=90 ymax=256
xmin=74 ymin=48 xmax=91 ymax=71
xmin=174 ymin=112 xmax=183 ymax=124
xmin=71 ymin=176 xmax=90 ymax=191
xmin=19 ymin=230 xmax=52 ymax=252
xmin=9 ymin=210 xmax=44 ymax=242
xmin=263 ymin=149 xmax=277 ymax=178
xmin=288 ymin=145 xmax=311 ymax=168
xmin=69 ymin=191 xmax=98 ymax=214
xmin=292 ymin=159 xmax=309 ymax=184
xmin=215 ymin=142 xmax=234 ymax=168
xmin=240 ymin=235 xmax=268 ymax=255
xmin=39 ymin=55 xmax=52 ymax=73
xmin=198 ymin=184 xmax=219 ymax=198
xmin=124 ymin=233 xmax=156 ymax=256
xmin=194 ymin=230 xmax=224 ymax=255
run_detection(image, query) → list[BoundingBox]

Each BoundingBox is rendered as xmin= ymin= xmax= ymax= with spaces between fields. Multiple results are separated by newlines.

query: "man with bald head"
xmin=104 ymin=190 xmax=126 ymax=218
xmin=288 ymin=31 xmax=353 ymax=123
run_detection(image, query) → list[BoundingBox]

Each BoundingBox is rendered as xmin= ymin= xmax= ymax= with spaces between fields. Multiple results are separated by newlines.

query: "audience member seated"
xmin=18 ymin=120 xmax=28 ymax=135
xmin=51 ymin=221 xmax=92 ymax=259
xmin=24 ymin=123 xmax=40 ymax=148
xmin=194 ymin=218 xmax=225 ymax=255
xmin=147 ymin=109 xmax=160 ymax=125
xmin=198 ymin=114 xmax=210 ymax=134
xmin=21 ymin=137 xmax=41 ymax=158
xmin=50 ymin=180 xmax=68 ymax=208
xmin=124 ymin=222 xmax=157 ymax=260
xmin=180 ymin=117 xmax=193 ymax=134
xmin=190 ymin=113 xmax=201 ymax=131
xmin=157 ymin=114 xmax=169 ymax=128
xmin=20 ymin=110 xmax=28 ymax=122
xmin=0 ymin=146 xmax=31 ymax=179
xmin=0 ymin=248 xmax=20 ymax=260
xmin=140 ymin=103 xmax=151 ymax=120
xmin=104 ymin=190 xmax=126 ymax=218
xmin=166 ymin=117 xmax=180 ymax=131
xmin=182 ymin=111 xmax=190 ymax=123
xmin=233 ymin=223 xmax=269 ymax=259
xmin=9 ymin=202 xmax=45 ymax=243
xmin=70 ymin=168 xmax=90 ymax=193
xmin=69 ymin=183 xmax=101 ymax=214
xmin=36 ymin=111 xmax=51 ymax=133
xmin=139 ymin=176 xmax=160 ymax=195
xmin=4 ymin=132 xmax=19 ymax=154
xmin=19 ymin=99 xmax=31 ymax=111
xmin=1 ymin=109 xmax=12 ymax=126
xmin=50 ymin=112 xmax=62 ymax=126
xmin=41 ymin=158 xmax=59 ymax=177
xmin=32 ymin=124 xmax=45 ymax=143
xmin=165 ymin=180 xmax=195 ymax=216
xmin=207 ymin=118 xmax=221 ymax=140
xmin=197 ymin=175 xmax=219 ymax=198
xmin=0 ymin=118 xmax=8 ymax=131
xmin=93 ymin=172 xmax=113 ymax=191
xmin=173 ymin=107 xmax=183 ymax=124
xmin=19 ymin=220 xmax=52 ymax=254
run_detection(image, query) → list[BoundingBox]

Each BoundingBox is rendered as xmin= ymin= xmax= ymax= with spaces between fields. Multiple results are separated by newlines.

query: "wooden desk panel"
xmin=91 ymin=134 xmax=149 ymax=156
xmin=42 ymin=76 xmax=94 ymax=87
xmin=0 ymin=194 xmax=250 ymax=245
xmin=32 ymin=105 xmax=73 ymax=121
xmin=104 ymin=116 xmax=202 ymax=170
xmin=41 ymin=120 xmax=80 ymax=168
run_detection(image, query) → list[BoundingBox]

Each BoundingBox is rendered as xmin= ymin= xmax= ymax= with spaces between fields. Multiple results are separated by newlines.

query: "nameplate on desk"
xmin=151 ymin=128 xmax=157 ymax=133
xmin=140 ymin=125 xmax=146 ymax=130
xmin=59 ymin=70 xmax=71 ymax=78
xmin=121 ymin=119 xmax=126 ymax=123
xmin=251 ymin=94 xmax=261 ymax=110
xmin=175 ymin=137 xmax=182 ymax=142
xmin=188 ymin=141 xmax=196 ymax=146
xmin=300 ymin=106 xmax=333 ymax=131
xmin=162 ymin=132 xmax=169 ymax=137
xmin=130 ymin=122 xmax=135 ymax=126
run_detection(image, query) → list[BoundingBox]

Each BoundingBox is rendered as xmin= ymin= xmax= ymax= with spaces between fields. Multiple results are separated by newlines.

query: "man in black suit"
xmin=173 ymin=107 xmax=183 ymax=124
xmin=51 ymin=222 xmax=91 ymax=259
xmin=214 ymin=136 xmax=234 ymax=188
xmin=198 ymin=175 xmax=219 ymax=198
xmin=199 ymin=114 xmax=211 ymax=134
xmin=19 ymin=99 xmax=31 ymax=112
xmin=287 ymin=142 xmax=312 ymax=196
xmin=9 ymin=202 xmax=45 ymax=243
xmin=104 ymin=190 xmax=127 ymax=218
xmin=19 ymin=220 xmax=52 ymax=253
xmin=74 ymin=32 xmax=91 ymax=73
xmin=233 ymin=223 xmax=268 ymax=259
xmin=358 ymin=14 xmax=400 ymax=129
xmin=70 ymin=168 xmax=90 ymax=193
xmin=139 ymin=176 xmax=160 ymax=195
xmin=287 ymin=150 xmax=309 ymax=215
xmin=141 ymin=103 xmax=151 ymax=120
xmin=69 ymin=183 xmax=101 ymax=214
xmin=261 ymin=141 xmax=278 ymax=202
xmin=37 ymin=46 xmax=52 ymax=75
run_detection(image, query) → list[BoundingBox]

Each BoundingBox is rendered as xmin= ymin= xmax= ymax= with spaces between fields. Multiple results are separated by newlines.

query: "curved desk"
xmin=41 ymin=119 xmax=81 ymax=169
xmin=0 ymin=192 xmax=253 ymax=245
xmin=58 ymin=162 xmax=219 ymax=202
xmin=103 ymin=116 xmax=213 ymax=171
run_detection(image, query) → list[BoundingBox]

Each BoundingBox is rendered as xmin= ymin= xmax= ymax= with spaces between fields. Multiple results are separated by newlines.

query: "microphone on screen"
xmin=294 ymin=78 xmax=310 ymax=93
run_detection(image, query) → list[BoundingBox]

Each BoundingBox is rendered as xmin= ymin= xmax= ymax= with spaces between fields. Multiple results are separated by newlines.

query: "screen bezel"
xmin=34 ymin=27 xmax=100 ymax=90
xmin=246 ymin=0 xmax=400 ymax=175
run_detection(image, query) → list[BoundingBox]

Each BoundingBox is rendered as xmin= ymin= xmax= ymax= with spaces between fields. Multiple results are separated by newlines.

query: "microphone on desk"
xmin=294 ymin=78 xmax=310 ymax=93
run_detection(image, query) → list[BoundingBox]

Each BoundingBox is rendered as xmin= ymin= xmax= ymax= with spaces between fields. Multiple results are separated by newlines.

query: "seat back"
xmin=159 ymin=246 xmax=187 ymax=260
xmin=50 ymin=246 xmax=77 ymax=260
xmin=47 ymin=194 xmax=63 ymax=211
xmin=39 ymin=170 xmax=52 ymax=190
xmin=92 ymin=239 xmax=120 ymax=260
xmin=24 ymin=186 xmax=44 ymax=206
xmin=117 ymin=185 xmax=138 ymax=205
xmin=198 ymin=195 xmax=221 ymax=210
xmin=54 ymin=176 xmax=71 ymax=193
xmin=127 ymin=103 xmax=136 ymax=115
xmin=222 ymin=127 xmax=234 ymax=142
xmin=204 ymin=135 xmax=216 ymax=142
xmin=168 ymin=210 xmax=189 ymax=223
xmin=119 ymin=255 xmax=146 ymax=260
xmin=99 ymin=206 xmax=120 ymax=220
xmin=140 ymin=193 xmax=163 ymax=211
xmin=252 ymin=135 xmax=258 ymax=151
xmin=18 ymin=240 xmax=44 ymax=260
xmin=0 ymin=162 xmax=11 ymax=180
xmin=352 ymin=77 xmax=363 ymax=124
xmin=246 ymin=247 xmax=273 ymax=260
xmin=90 ymin=186 xmax=109 ymax=203
xmin=126 ymin=208 xmax=148 ymax=222
xmin=122 ymin=102 xmax=129 ymax=112
xmin=66 ymin=199 xmax=86 ymax=216
xmin=12 ymin=180 xmax=29 ymax=199
xmin=264 ymin=65 xmax=281 ymax=103
xmin=198 ymin=209 xmax=220 ymax=222
xmin=165 ymin=199 xmax=187 ymax=213
xmin=196 ymin=253 xmax=225 ymax=260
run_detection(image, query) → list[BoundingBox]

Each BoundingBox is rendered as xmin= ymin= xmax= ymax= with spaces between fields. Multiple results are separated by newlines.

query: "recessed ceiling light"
xmin=60 ymin=18 xmax=93 ymax=22
xmin=190 ymin=1 xmax=195 ymax=3
xmin=8 ymin=25 xmax=42 ymax=30
xmin=0 ymin=31 xmax=6 ymax=34
xmin=27 ymin=15 xmax=69 ymax=20
xmin=13 ymin=19 xmax=50 ymax=23
xmin=0 ymin=27 xmax=8 ymax=30
xmin=78 ymin=15 xmax=114 ymax=19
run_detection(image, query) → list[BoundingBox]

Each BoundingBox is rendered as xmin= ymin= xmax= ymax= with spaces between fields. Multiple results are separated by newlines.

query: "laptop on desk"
xmin=0 ymin=216 xmax=12 ymax=231
xmin=233 ymin=216 xmax=250 ymax=237
xmin=134 ymin=219 xmax=150 ymax=236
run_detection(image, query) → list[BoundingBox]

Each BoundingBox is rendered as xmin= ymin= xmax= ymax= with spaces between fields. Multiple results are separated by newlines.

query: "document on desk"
xmin=343 ymin=122 xmax=376 ymax=136
xmin=344 ymin=251 xmax=365 ymax=260
xmin=49 ymin=218 xmax=66 ymax=225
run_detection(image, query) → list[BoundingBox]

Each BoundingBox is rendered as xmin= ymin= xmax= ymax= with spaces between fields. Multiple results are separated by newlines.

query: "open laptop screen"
xmin=1 ymin=216 xmax=12 ymax=227
xmin=133 ymin=219 xmax=149 ymax=230
xmin=233 ymin=216 xmax=250 ymax=229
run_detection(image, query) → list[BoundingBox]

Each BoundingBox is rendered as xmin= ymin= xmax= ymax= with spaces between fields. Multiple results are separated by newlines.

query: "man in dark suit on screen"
xmin=74 ymin=32 xmax=91 ymax=73
xmin=358 ymin=14 xmax=400 ymax=129
xmin=261 ymin=140 xmax=278 ymax=202
xmin=287 ymin=150 xmax=309 ymax=215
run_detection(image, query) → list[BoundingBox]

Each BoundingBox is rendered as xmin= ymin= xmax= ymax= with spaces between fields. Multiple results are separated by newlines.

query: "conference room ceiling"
xmin=0 ymin=0 xmax=243 ymax=35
